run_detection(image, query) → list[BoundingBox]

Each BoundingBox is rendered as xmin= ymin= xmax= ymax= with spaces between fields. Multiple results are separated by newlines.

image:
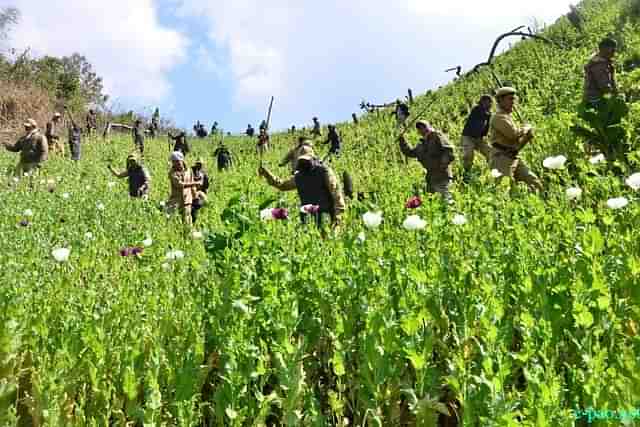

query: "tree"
xmin=0 ymin=7 xmax=19 ymax=43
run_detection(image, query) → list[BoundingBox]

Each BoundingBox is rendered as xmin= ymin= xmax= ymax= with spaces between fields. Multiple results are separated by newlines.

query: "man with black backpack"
xmin=258 ymin=154 xmax=345 ymax=229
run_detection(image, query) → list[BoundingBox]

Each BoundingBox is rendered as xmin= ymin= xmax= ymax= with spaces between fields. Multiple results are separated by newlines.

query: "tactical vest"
xmin=294 ymin=162 xmax=333 ymax=214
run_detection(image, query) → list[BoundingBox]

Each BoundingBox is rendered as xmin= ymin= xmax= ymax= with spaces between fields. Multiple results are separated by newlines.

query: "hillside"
xmin=1 ymin=0 xmax=640 ymax=425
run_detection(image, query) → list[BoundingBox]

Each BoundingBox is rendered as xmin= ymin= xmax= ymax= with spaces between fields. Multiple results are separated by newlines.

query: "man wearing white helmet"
xmin=166 ymin=151 xmax=202 ymax=227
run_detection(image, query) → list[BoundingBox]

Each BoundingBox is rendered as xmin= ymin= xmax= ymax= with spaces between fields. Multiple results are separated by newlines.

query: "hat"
xmin=495 ymin=87 xmax=517 ymax=98
xmin=415 ymin=120 xmax=434 ymax=132
xmin=194 ymin=157 xmax=204 ymax=165
xmin=599 ymin=37 xmax=617 ymax=49
xmin=169 ymin=151 xmax=184 ymax=162
xmin=298 ymin=154 xmax=313 ymax=162
xmin=298 ymin=145 xmax=315 ymax=158
xmin=53 ymin=112 xmax=62 ymax=118
xmin=23 ymin=118 xmax=37 ymax=128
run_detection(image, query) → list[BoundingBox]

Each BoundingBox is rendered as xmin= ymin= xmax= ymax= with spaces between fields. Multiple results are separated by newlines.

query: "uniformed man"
xmin=399 ymin=120 xmax=455 ymax=202
xmin=3 ymin=118 xmax=48 ymax=176
xmin=324 ymin=125 xmax=341 ymax=156
xmin=108 ymin=153 xmax=150 ymax=198
xmin=132 ymin=119 xmax=145 ymax=155
xmin=246 ymin=124 xmax=255 ymax=137
xmin=46 ymin=112 xmax=64 ymax=155
xmin=65 ymin=108 xmax=82 ymax=161
xmin=211 ymin=121 xmax=218 ymax=136
xmin=259 ymin=154 xmax=345 ymax=229
xmin=461 ymin=95 xmax=493 ymax=178
xmin=168 ymin=130 xmax=190 ymax=155
xmin=489 ymin=87 xmax=543 ymax=192
xmin=191 ymin=158 xmax=210 ymax=224
xmin=214 ymin=143 xmax=232 ymax=171
xmin=166 ymin=151 xmax=202 ymax=228
xmin=259 ymin=120 xmax=267 ymax=132
xmin=86 ymin=109 xmax=98 ymax=135
xmin=311 ymin=117 xmax=321 ymax=137
xmin=280 ymin=136 xmax=315 ymax=173
xmin=584 ymin=38 xmax=617 ymax=106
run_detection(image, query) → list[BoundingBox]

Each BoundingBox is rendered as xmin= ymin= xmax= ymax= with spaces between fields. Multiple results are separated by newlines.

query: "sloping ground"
xmin=0 ymin=79 xmax=54 ymax=140
xmin=0 ymin=0 xmax=639 ymax=426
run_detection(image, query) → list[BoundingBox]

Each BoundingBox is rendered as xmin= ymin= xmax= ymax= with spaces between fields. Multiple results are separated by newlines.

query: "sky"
xmin=4 ymin=0 xmax=576 ymax=133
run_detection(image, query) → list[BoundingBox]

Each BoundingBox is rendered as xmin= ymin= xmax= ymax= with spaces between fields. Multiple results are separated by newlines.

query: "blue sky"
xmin=7 ymin=0 xmax=577 ymax=133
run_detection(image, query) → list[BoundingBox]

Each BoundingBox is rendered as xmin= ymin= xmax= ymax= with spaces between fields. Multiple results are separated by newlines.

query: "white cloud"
xmin=175 ymin=0 xmax=574 ymax=129
xmin=9 ymin=0 xmax=188 ymax=106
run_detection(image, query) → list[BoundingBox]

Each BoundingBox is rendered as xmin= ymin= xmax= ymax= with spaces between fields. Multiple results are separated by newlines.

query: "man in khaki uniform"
xmin=166 ymin=151 xmax=202 ymax=228
xmin=461 ymin=95 xmax=493 ymax=179
xmin=45 ymin=112 xmax=64 ymax=155
xmin=584 ymin=38 xmax=617 ymax=106
xmin=398 ymin=120 xmax=455 ymax=202
xmin=4 ymin=119 xmax=48 ymax=176
xmin=489 ymin=87 xmax=543 ymax=192
xmin=280 ymin=136 xmax=315 ymax=173
xmin=259 ymin=154 xmax=345 ymax=229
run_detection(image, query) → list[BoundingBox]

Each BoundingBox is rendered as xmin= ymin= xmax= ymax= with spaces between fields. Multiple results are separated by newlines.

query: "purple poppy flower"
xmin=301 ymin=204 xmax=320 ymax=214
xmin=272 ymin=208 xmax=289 ymax=220
xmin=405 ymin=196 xmax=422 ymax=209
xmin=131 ymin=247 xmax=143 ymax=256
xmin=119 ymin=247 xmax=131 ymax=257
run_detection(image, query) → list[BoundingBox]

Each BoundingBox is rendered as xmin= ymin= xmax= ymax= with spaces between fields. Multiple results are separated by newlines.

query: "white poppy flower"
xmin=625 ymin=173 xmax=640 ymax=190
xmin=232 ymin=300 xmax=249 ymax=314
xmin=51 ymin=247 xmax=70 ymax=262
xmin=62 ymin=192 xmax=70 ymax=199
xmin=260 ymin=208 xmax=274 ymax=221
xmin=589 ymin=154 xmax=605 ymax=164
xmin=192 ymin=231 xmax=203 ymax=240
xmin=606 ymin=197 xmax=629 ymax=210
xmin=96 ymin=202 xmax=105 ymax=211
xmin=357 ymin=232 xmax=366 ymax=243
xmin=362 ymin=211 xmax=383 ymax=229
xmin=84 ymin=232 xmax=94 ymax=240
xmin=452 ymin=214 xmax=468 ymax=226
xmin=85 ymin=185 xmax=91 ymax=190
xmin=107 ymin=181 xmax=116 ymax=189
xmin=23 ymin=209 xmax=33 ymax=217
xmin=161 ymin=262 xmax=171 ymax=271
xmin=490 ymin=169 xmax=503 ymax=178
xmin=142 ymin=238 xmax=153 ymax=247
xmin=159 ymin=201 xmax=166 ymax=208
xmin=566 ymin=187 xmax=582 ymax=200
xmin=543 ymin=155 xmax=567 ymax=170
xmin=12 ymin=177 xmax=19 ymax=183
xmin=165 ymin=250 xmax=185 ymax=261
xmin=403 ymin=215 xmax=426 ymax=230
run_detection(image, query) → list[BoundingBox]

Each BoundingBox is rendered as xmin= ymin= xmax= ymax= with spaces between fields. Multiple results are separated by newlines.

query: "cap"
xmin=599 ymin=37 xmax=618 ymax=49
xmin=169 ymin=151 xmax=184 ymax=162
xmin=53 ymin=112 xmax=62 ymax=118
xmin=23 ymin=118 xmax=37 ymax=128
xmin=415 ymin=120 xmax=434 ymax=132
xmin=495 ymin=87 xmax=517 ymax=98
xmin=298 ymin=154 xmax=313 ymax=162
xmin=195 ymin=157 xmax=204 ymax=165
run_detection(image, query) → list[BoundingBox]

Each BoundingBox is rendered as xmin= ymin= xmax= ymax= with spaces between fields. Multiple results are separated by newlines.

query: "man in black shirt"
xmin=461 ymin=95 xmax=493 ymax=179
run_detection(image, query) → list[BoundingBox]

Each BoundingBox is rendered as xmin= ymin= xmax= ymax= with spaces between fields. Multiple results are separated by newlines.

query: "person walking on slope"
xmin=214 ymin=142 xmax=233 ymax=171
xmin=64 ymin=107 xmax=83 ymax=161
xmin=46 ymin=112 xmax=64 ymax=155
xmin=168 ymin=130 xmax=190 ymax=156
xmin=151 ymin=108 xmax=160 ymax=138
xmin=280 ymin=136 xmax=315 ymax=173
xmin=190 ymin=158 xmax=210 ymax=224
xmin=132 ymin=119 xmax=145 ymax=155
xmin=584 ymin=38 xmax=617 ymax=106
xmin=259 ymin=154 xmax=345 ymax=229
xmin=393 ymin=100 xmax=410 ymax=128
xmin=108 ymin=153 xmax=150 ymax=198
xmin=324 ymin=125 xmax=341 ymax=156
xmin=311 ymin=117 xmax=321 ymax=137
xmin=3 ymin=118 xmax=48 ymax=177
xmin=398 ymin=120 xmax=455 ymax=203
xmin=86 ymin=109 xmax=98 ymax=135
xmin=246 ymin=124 xmax=255 ymax=137
xmin=461 ymin=95 xmax=493 ymax=180
xmin=257 ymin=128 xmax=269 ymax=154
xmin=166 ymin=151 xmax=202 ymax=228
xmin=489 ymin=87 xmax=543 ymax=192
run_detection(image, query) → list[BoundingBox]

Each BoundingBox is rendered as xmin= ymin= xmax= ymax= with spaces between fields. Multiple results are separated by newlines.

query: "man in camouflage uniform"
xmin=259 ymin=154 xmax=345 ymax=229
xmin=4 ymin=119 xmax=48 ymax=176
xmin=461 ymin=95 xmax=493 ymax=179
xmin=311 ymin=117 xmax=321 ymax=137
xmin=399 ymin=120 xmax=455 ymax=203
xmin=168 ymin=130 xmax=190 ymax=155
xmin=393 ymin=100 xmax=410 ymax=128
xmin=584 ymin=38 xmax=617 ymax=106
xmin=132 ymin=119 xmax=145 ymax=155
xmin=280 ymin=136 xmax=315 ymax=173
xmin=46 ymin=112 xmax=64 ymax=155
xmin=489 ymin=87 xmax=542 ymax=192
xmin=257 ymin=128 xmax=270 ymax=154
xmin=166 ymin=151 xmax=202 ymax=228
xmin=324 ymin=125 xmax=342 ymax=156
xmin=151 ymin=108 xmax=160 ymax=138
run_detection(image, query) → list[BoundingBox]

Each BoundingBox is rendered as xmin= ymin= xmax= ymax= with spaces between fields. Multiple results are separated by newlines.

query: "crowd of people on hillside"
xmin=1 ymin=38 xmax=623 ymax=232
